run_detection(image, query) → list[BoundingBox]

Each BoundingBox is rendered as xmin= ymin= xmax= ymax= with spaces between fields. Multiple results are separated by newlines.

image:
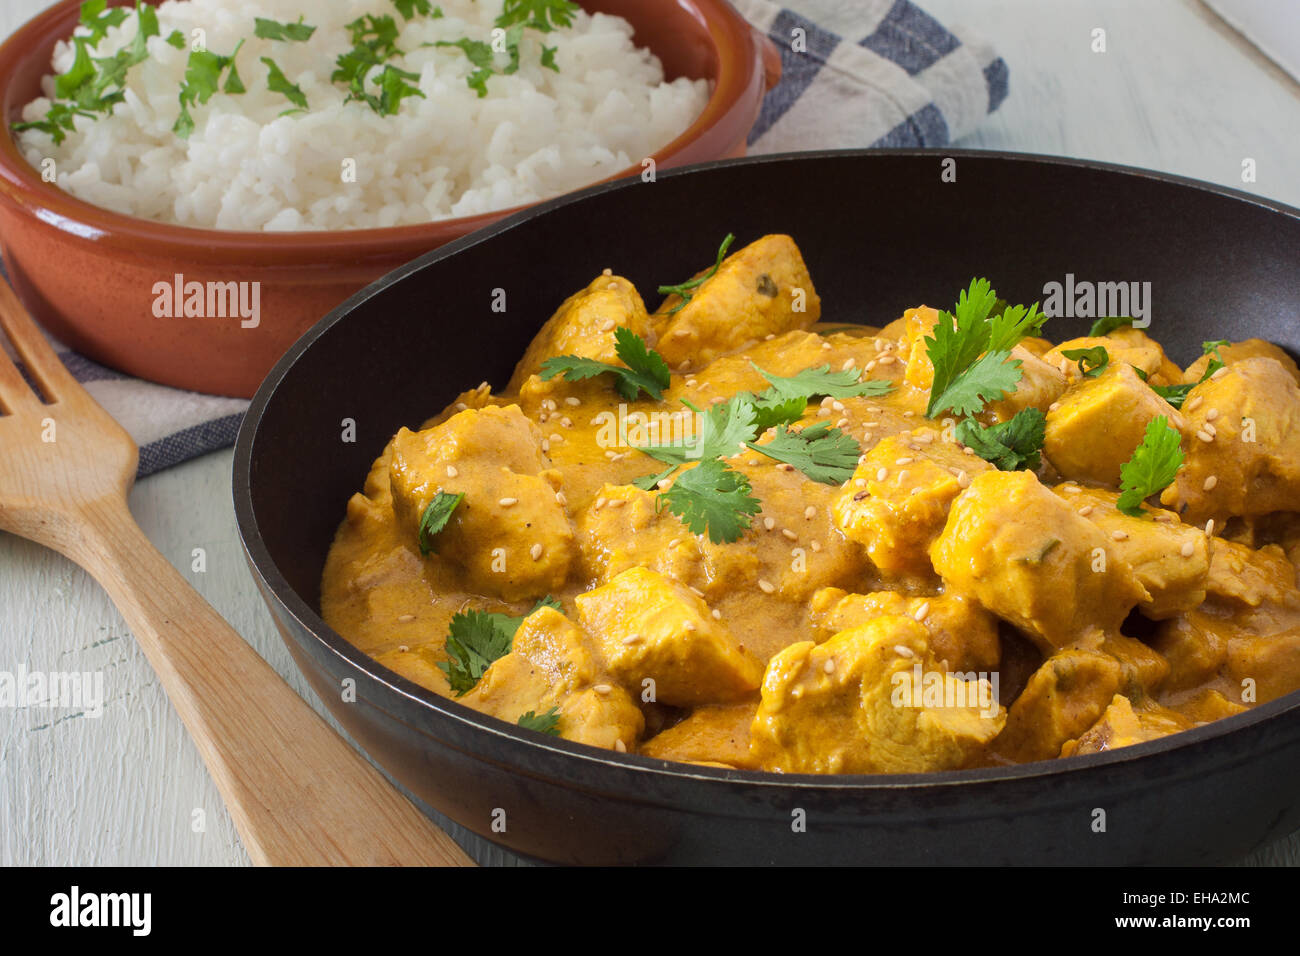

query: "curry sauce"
xmin=322 ymin=234 xmax=1300 ymax=773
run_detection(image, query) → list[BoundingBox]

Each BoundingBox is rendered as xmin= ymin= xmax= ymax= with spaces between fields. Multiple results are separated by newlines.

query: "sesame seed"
xmin=398 ymin=644 xmax=410 ymax=652
xmin=541 ymin=439 xmax=550 ymax=452
xmin=865 ymin=360 xmax=878 ymax=372
xmin=685 ymin=379 xmax=698 ymax=388
xmin=913 ymin=601 xmax=930 ymax=622
xmin=778 ymin=463 xmax=796 ymax=472
xmin=606 ymin=497 xmax=626 ymax=507
xmin=1205 ymin=518 xmax=1216 ymax=537
xmin=622 ymin=634 xmax=642 ymax=645
xmin=765 ymin=333 xmax=775 ymax=341
xmin=1111 ymin=529 xmax=1128 ymax=541
xmin=683 ymin=620 xmax=698 ymax=631
xmin=689 ymin=585 xmax=705 ymax=597
xmin=555 ymin=490 xmax=567 ymax=506
xmin=499 ymin=497 xmax=518 ymax=507
xmin=963 ymin=445 xmax=976 ymax=455
xmin=538 ymin=412 xmax=549 ymax=424
xmin=782 ymin=528 xmax=798 ymax=541
xmin=595 ymin=497 xmax=607 ymax=509
xmin=530 ymin=543 xmax=543 ymax=561
xmin=832 ymin=400 xmax=845 ymax=412
xmin=805 ymin=506 xmax=817 ymax=519
xmin=599 ymin=318 xmax=616 ymax=332
xmin=602 ymin=267 xmax=612 ymax=276
xmin=898 ymin=470 xmax=910 ymax=483
xmin=835 ymin=418 xmax=849 ymax=428
xmin=1180 ymin=541 xmax=1195 ymax=557
xmin=1062 ymin=485 xmax=1080 ymax=494
xmin=1211 ymin=366 xmax=1228 ymax=380
xmin=1186 ymin=396 xmax=1204 ymax=412
xmin=876 ymin=467 xmax=889 ymax=482
xmin=1048 ymin=402 xmax=1061 ymax=412
xmin=479 ymin=381 xmax=490 ymax=391
xmin=894 ymin=645 xmax=915 ymax=659
xmin=397 ymin=614 xmax=415 ymax=623
xmin=446 ymin=465 xmax=458 ymax=478
xmin=915 ymin=432 xmax=934 ymax=444
xmin=672 ymin=328 xmax=691 ymax=338
xmin=542 ymin=399 xmax=557 ymax=411
xmin=1203 ymin=423 xmax=1216 ymax=437
xmin=455 ymin=402 xmax=468 ymax=411
xmin=1196 ymin=430 xmax=1214 ymax=443
xmin=822 ymin=341 xmax=832 ymax=350
xmin=876 ymin=355 xmax=896 ymax=366
xmin=957 ymin=470 xmax=970 ymax=488
xmin=561 ymin=417 xmax=573 ymax=428
xmin=593 ymin=683 xmax=613 ymax=696
xmin=748 ymin=459 xmax=760 ymax=466
xmin=614 ymin=739 xmax=627 ymax=753
xmin=657 ymin=478 xmax=673 ymax=490
xmin=764 ymin=517 xmax=776 ymax=531
xmin=823 ymin=659 xmax=836 ymax=674
xmin=903 ymin=410 xmax=915 ymax=418
xmin=1203 ymin=475 xmax=1218 ymax=491
xmin=565 ymin=396 xmax=581 ymax=406
xmin=818 ymin=407 xmax=832 ymax=417
xmin=1078 ymin=504 xmax=1094 ymax=516
xmin=605 ymin=450 xmax=619 ymax=459
xmin=711 ymin=609 xmax=722 ymax=620
xmin=895 ymin=456 xmax=914 ymax=466
xmin=842 ymin=358 xmax=856 ymax=371
xmin=549 ymin=432 xmax=563 ymax=443
xmin=810 ymin=541 xmax=821 ymax=552
xmin=853 ymin=490 xmax=870 ymax=501
xmin=1205 ymin=408 xmax=1219 ymax=421
xmin=758 ymin=579 xmax=776 ymax=594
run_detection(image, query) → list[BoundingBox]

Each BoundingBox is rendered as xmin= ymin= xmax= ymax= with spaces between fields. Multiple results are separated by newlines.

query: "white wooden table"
xmin=2 ymin=0 xmax=1298 ymax=866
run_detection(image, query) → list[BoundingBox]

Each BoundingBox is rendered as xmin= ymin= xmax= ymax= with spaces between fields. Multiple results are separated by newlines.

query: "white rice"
xmin=15 ymin=0 xmax=709 ymax=230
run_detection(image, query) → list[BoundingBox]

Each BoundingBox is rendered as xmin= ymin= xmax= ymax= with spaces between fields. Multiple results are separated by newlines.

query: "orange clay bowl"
xmin=0 ymin=0 xmax=779 ymax=398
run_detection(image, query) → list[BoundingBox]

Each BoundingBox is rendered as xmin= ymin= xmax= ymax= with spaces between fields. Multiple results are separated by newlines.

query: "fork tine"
xmin=0 ymin=279 xmax=80 ymax=404
xmin=0 ymin=341 xmax=36 ymax=413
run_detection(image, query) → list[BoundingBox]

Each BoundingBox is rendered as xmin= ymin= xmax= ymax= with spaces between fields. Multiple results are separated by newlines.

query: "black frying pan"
xmin=233 ymin=149 xmax=1300 ymax=865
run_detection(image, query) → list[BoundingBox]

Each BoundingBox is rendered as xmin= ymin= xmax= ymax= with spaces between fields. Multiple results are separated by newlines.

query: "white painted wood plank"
xmin=0 ymin=0 xmax=1296 ymax=866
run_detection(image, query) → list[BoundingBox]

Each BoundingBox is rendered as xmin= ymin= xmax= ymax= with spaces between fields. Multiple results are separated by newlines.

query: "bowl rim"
xmin=234 ymin=146 xmax=1300 ymax=793
xmin=0 ymin=0 xmax=762 ymax=258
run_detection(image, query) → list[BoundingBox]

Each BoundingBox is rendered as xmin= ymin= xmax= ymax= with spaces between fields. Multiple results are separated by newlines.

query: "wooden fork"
xmin=0 ymin=279 xmax=472 ymax=866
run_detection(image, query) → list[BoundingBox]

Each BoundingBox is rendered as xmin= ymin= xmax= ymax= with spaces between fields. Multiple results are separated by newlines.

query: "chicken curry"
xmin=322 ymin=234 xmax=1300 ymax=773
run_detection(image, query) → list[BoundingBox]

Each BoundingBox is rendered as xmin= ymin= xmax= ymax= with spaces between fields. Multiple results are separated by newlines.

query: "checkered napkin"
xmin=18 ymin=0 xmax=1006 ymax=478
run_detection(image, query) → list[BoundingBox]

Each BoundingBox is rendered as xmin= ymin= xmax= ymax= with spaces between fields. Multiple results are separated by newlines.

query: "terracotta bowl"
xmin=0 ymin=0 xmax=779 ymax=397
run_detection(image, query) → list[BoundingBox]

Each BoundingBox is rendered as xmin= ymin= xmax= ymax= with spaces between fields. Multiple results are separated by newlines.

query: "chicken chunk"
xmin=1159 ymin=357 xmax=1300 ymax=524
xmin=640 ymin=702 xmax=759 ymax=768
xmin=1061 ymin=694 xmax=1193 ymax=756
xmin=749 ymin=615 xmax=1005 ymax=774
xmin=809 ymin=587 xmax=1000 ymax=672
xmin=931 ymin=471 xmax=1149 ymax=650
xmin=1225 ymin=627 xmax=1300 ymax=704
xmin=983 ymin=346 xmax=1068 ymax=424
xmin=654 ymin=234 xmax=821 ymax=368
xmin=1058 ymin=485 xmax=1209 ymax=618
xmin=1043 ymin=362 xmax=1184 ymax=485
xmin=506 ymin=274 xmax=655 ymax=392
xmin=461 ymin=607 xmax=643 ymax=750
xmin=574 ymin=567 xmax=763 ymax=706
xmin=993 ymin=649 xmax=1122 ymax=762
xmin=1183 ymin=338 xmax=1300 ymax=385
xmin=1044 ymin=332 xmax=1177 ymax=387
xmin=388 ymin=404 xmax=576 ymax=601
xmin=833 ymin=430 xmax=992 ymax=579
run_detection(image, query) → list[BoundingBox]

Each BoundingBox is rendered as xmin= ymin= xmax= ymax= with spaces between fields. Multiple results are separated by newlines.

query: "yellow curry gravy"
xmin=322 ymin=234 xmax=1300 ymax=773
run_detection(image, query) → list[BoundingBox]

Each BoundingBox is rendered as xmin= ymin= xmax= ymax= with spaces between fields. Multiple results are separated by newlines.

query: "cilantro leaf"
xmin=745 ymin=422 xmax=861 ymax=485
xmin=540 ymin=44 xmax=559 ymax=70
xmin=924 ymin=278 xmax=1045 ymax=418
xmin=393 ymin=0 xmax=436 ymax=18
xmin=658 ymin=233 xmax=734 ymax=314
xmin=260 ymin=56 xmax=306 ymax=108
xmin=435 ymin=37 xmax=498 ymax=97
xmin=929 ymin=349 xmax=1023 ymax=419
xmin=1089 ymin=315 xmax=1136 ymax=337
xmin=417 ymin=491 xmax=464 ymax=555
xmin=988 ymin=301 xmax=1047 ymax=353
xmin=632 ymin=464 xmax=679 ymax=492
xmin=517 ymin=706 xmax=562 ymax=735
xmin=437 ymin=596 xmax=561 ymax=695
xmin=657 ymin=459 xmax=759 ymax=544
xmin=1145 ymin=341 xmax=1229 ymax=409
xmin=748 ymin=391 xmax=810 ymax=431
xmin=1116 ymin=415 xmax=1185 ymax=516
xmin=638 ymin=395 xmax=755 ymax=466
xmin=1149 ymin=381 xmax=1195 ymax=409
xmin=78 ymin=0 xmax=130 ymax=46
xmin=254 ymin=16 xmax=316 ymax=43
xmin=174 ymin=40 xmax=245 ymax=136
xmin=956 ymin=408 xmax=1046 ymax=471
xmin=1061 ymin=345 xmax=1109 ymax=378
xmin=495 ymin=0 xmax=581 ymax=33
xmin=754 ymin=362 xmax=895 ymax=402
xmin=166 ymin=30 xmax=186 ymax=49
xmin=437 ymin=610 xmax=515 ymax=695
xmin=540 ymin=328 xmax=670 ymax=401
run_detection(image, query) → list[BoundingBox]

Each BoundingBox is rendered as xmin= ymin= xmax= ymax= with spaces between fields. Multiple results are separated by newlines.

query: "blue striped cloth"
xmin=16 ymin=0 xmax=1006 ymax=479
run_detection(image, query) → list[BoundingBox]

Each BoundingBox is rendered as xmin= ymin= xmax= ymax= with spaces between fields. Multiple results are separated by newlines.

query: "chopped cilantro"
xmin=417 ymin=491 xmax=464 ymax=555
xmin=657 ymin=458 xmax=760 ymax=544
xmin=1088 ymin=315 xmax=1136 ymax=337
xmin=437 ymin=596 xmax=561 ymax=695
xmin=658 ymin=234 xmax=735 ymax=314
xmin=1060 ymin=345 xmax=1109 ymax=378
xmin=1116 ymin=415 xmax=1185 ymax=516
xmin=254 ymin=16 xmax=316 ymax=43
xmin=540 ymin=327 xmax=671 ymax=401
xmin=495 ymin=0 xmax=581 ymax=33
xmin=745 ymin=421 xmax=861 ymax=485
xmin=517 ymin=706 xmax=562 ymax=735
xmin=956 ymin=407 xmax=1046 ymax=471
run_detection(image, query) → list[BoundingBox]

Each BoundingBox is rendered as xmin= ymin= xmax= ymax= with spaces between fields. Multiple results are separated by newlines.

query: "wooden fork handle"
xmin=70 ymin=496 xmax=473 ymax=866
